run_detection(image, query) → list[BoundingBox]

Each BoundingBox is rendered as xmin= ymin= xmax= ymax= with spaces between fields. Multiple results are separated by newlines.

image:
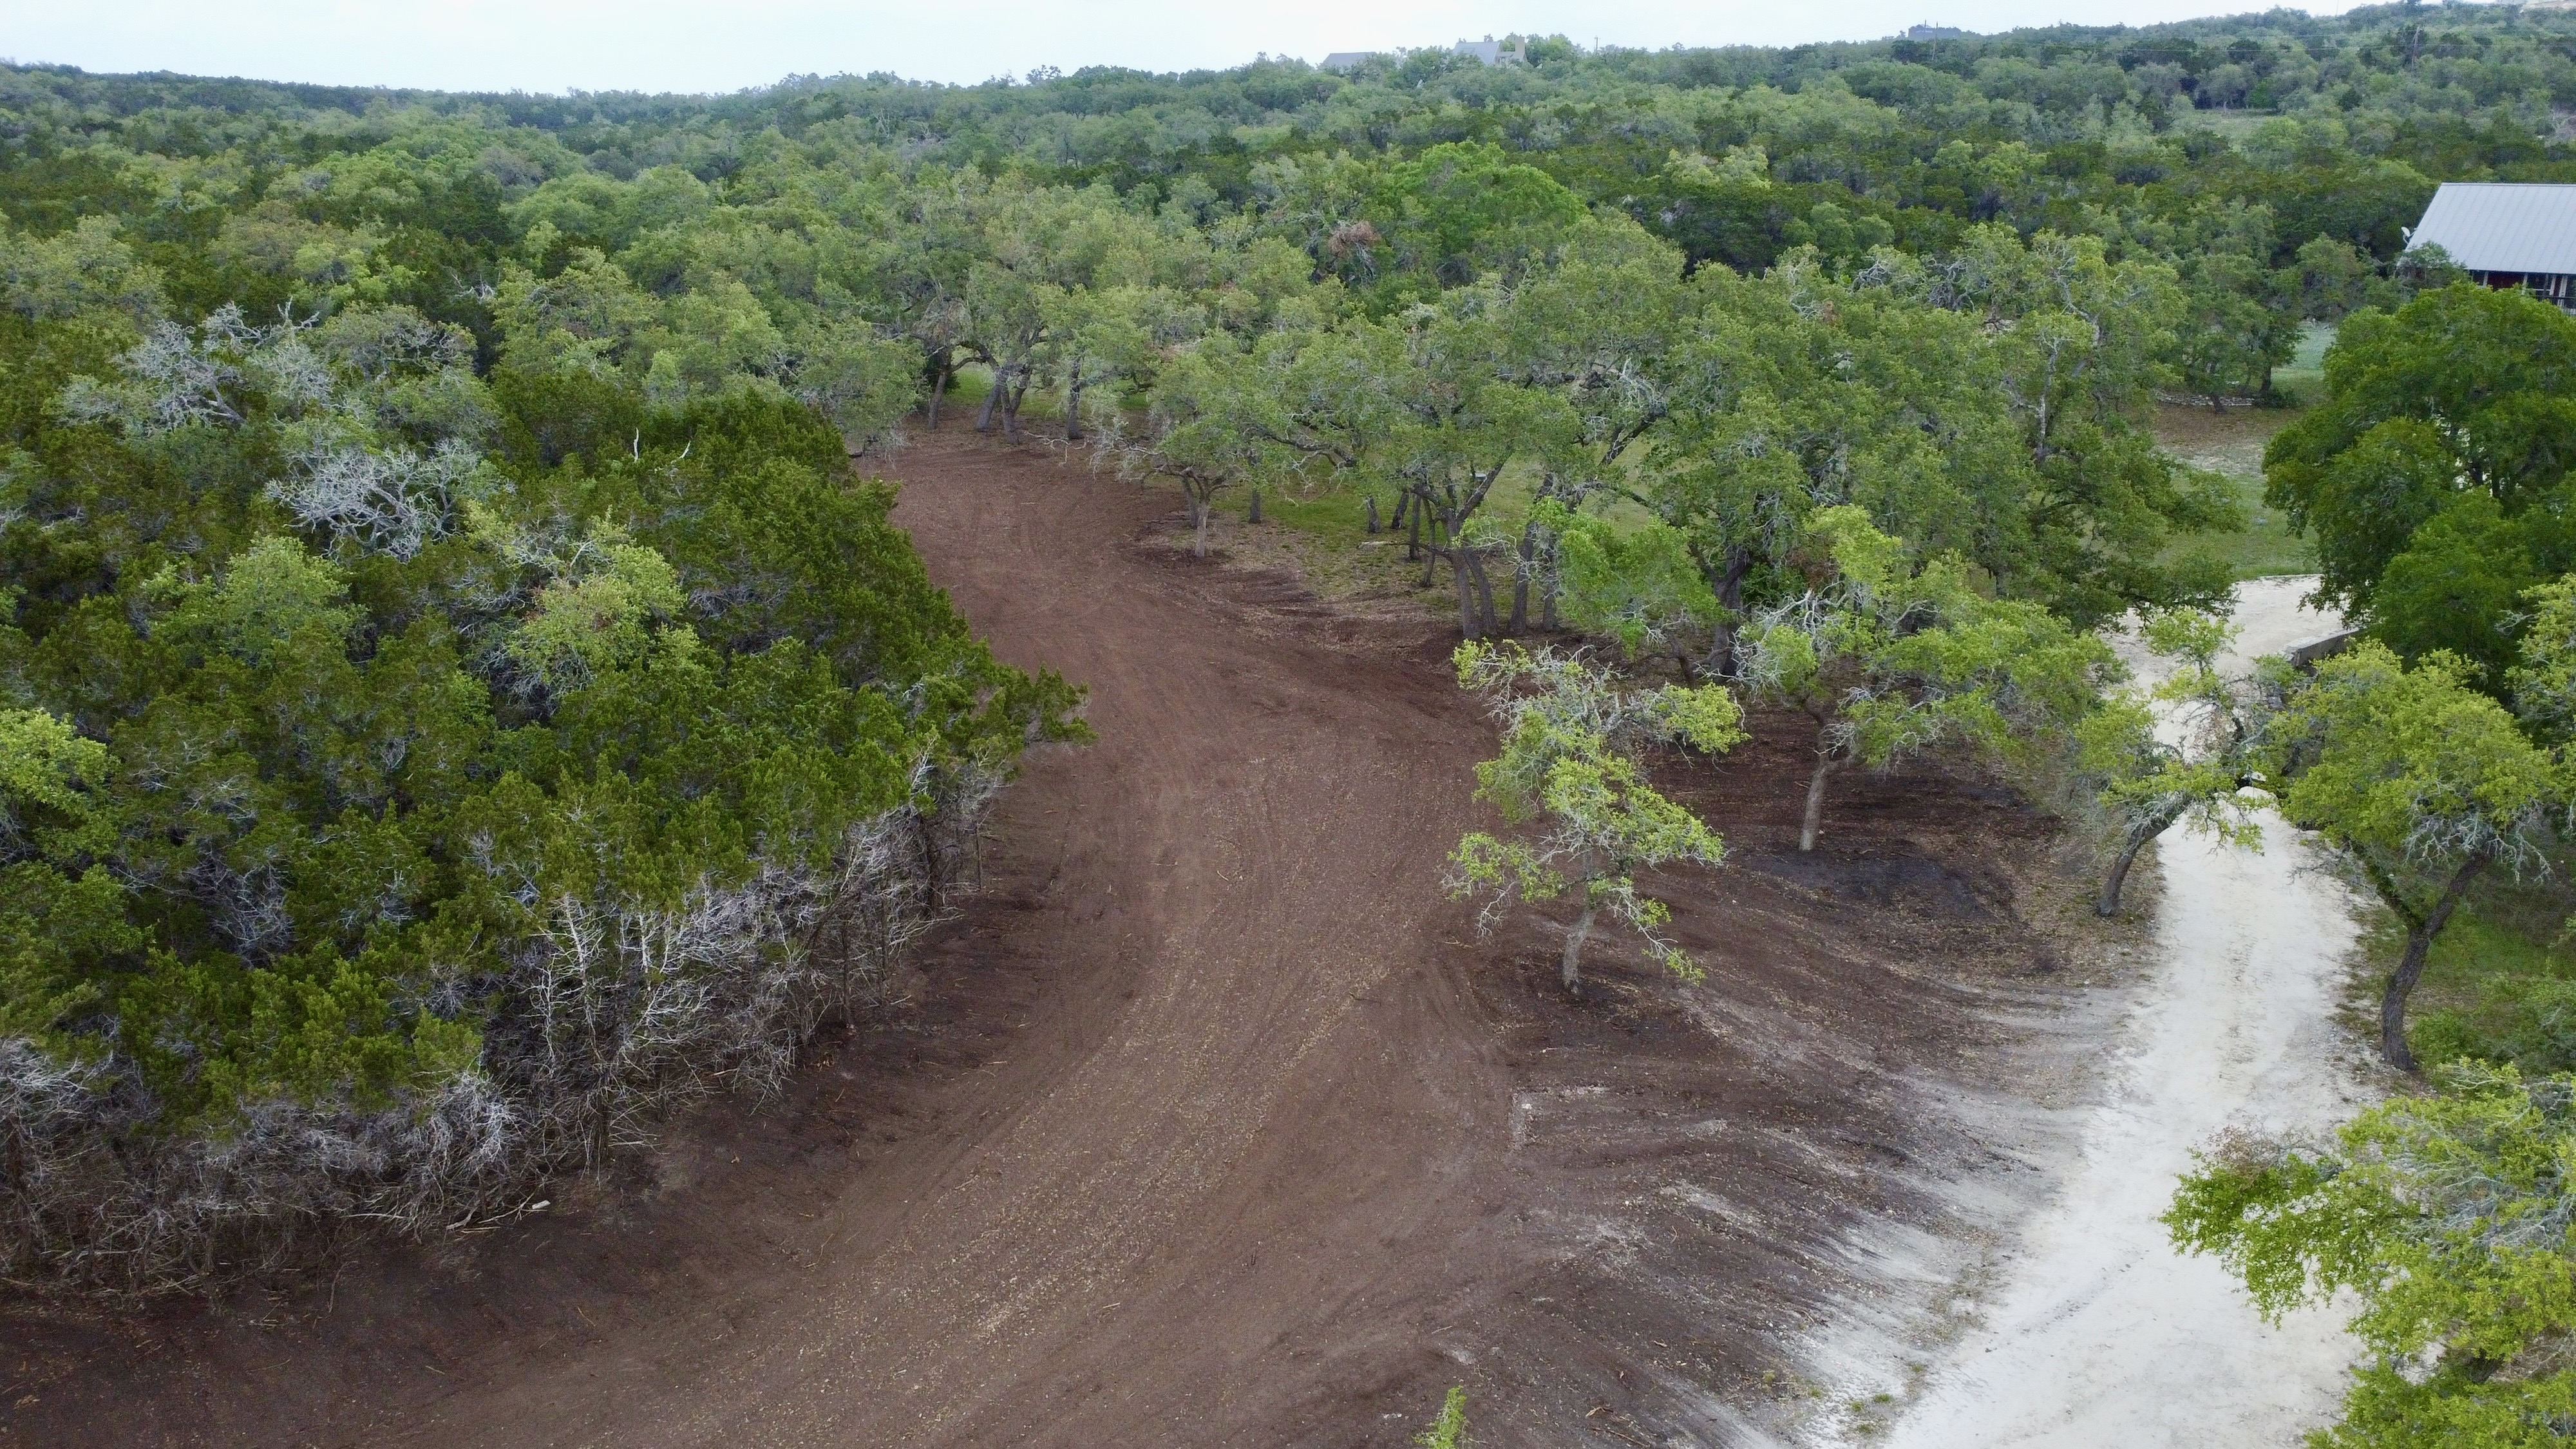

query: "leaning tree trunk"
xmin=925 ymin=361 xmax=952 ymax=428
xmin=1560 ymin=884 xmax=1597 ymax=994
xmin=974 ymin=374 xmax=1000 ymax=433
xmin=1065 ymin=374 xmax=1086 ymax=442
xmin=2378 ymin=847 xmax=2495 ymax=1072
xmin=1464 ymin=543 xmax=1499 ymax=638
xmin=2096 ymin=826 xmax=2156 ymax=917
xmin=2097 ymin=800 xmax=2191 ymax=916
xmin=1442 ymin=520 xmax=1482 ymax=639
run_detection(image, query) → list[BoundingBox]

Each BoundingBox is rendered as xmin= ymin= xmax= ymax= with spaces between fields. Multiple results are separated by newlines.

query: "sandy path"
xmin=1874 ymin=578 xmax=2372 ymax=1447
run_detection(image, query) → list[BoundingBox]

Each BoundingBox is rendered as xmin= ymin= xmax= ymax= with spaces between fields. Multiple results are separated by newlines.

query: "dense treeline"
xmin=0 ymin=159 xmax=1086 ymax=1289
xmin=6 ymin=1 xmax=2573 ymax=384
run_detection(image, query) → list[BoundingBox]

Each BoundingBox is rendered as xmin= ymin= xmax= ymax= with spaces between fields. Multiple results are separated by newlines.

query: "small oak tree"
xmin=1447 ymin=641 xmax=1745 ymax=994
xmin=2081 ymin=608 xmax=2277 ymax=916
xmin=2264 ymin=641 xmax=2559 ymax=1072
xmin=1739 ymin=506 xmax=2119 ymax=851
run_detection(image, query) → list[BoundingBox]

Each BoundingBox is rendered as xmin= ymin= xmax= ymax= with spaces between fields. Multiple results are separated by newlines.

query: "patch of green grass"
xmin=2163 ymin=468 xmax=2318 ymax=581
xmin=2271 ymin=321 xmax=2335 ymax=408
xmin=2152 ymin=399 xmax=2317 ymax=581
xmin=1254 ymin=484 xmax=1386 ymax=547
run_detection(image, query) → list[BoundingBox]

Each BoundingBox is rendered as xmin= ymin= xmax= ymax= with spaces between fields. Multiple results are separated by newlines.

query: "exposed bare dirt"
xmin=1 ymin=432 xmax=2110 ymax=1448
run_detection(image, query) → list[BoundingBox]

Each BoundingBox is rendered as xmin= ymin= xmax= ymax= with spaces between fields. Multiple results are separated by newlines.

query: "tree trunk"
xmin=1000 ymin=370 xmax=1030 ymax=445
xmin=1799 ymin=748 xmax=1839 ymax=853
xmin=1065 ymin=374 xmax=1085 ymax=442
xmin=1446 ymin=522 xmax=1482 ymax=639
xmin=1560 ymin=886 xmax=1596 ymax=994
xmin=2096 ymin=827 xmax=2155 ymax=916
xmin=1703 ymin=545 xmax=1754 ymax=679
xmin=1404 ymin=491 xmax=1421 ymax=564
xmin=1465 ymin=543 xmax=1499 ymax=638
xmin=2380 ymin=848 xmax=2494 ymax=1072
xmin=1365 ymin=495 xmax=1381 ymax=534
xmin=1190 ymin=494 xmax=1211 ymax=558
xmin=926 ymin=361 xmax=951 ymax=428
xmin=1507 ymin=521 xmax=1537 ymax=634
xmin=1247 ymin=487 xmax=1262 ymax=524
xmin=969 ymin=361 xmax=999 ymax=428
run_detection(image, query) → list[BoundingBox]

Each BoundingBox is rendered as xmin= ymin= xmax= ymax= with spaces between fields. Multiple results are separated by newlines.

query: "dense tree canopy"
xmin=0 ymin=195 xmax=1079 ymax=1290
xmin=2268 ymin=286 xmax=2576 ymax=681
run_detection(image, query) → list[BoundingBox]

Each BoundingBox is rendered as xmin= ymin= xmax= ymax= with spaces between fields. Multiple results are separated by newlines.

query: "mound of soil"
xmin=1 ymin=431 xmax=2107 ymax=1448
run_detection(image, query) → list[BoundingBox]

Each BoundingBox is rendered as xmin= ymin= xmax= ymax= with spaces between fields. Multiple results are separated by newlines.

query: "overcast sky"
xmin=5 ymin=0 xmax=2369 ymax=94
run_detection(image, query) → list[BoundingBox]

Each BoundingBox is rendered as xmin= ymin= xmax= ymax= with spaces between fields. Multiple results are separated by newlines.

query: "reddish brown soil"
xmin=1 ymin=432 xmax=2098 ymax=1448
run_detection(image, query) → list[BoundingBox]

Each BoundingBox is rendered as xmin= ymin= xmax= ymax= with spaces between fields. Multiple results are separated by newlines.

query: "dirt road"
xmin=1860 ymin=578 xmax=2372 ymax=1446
xmin=4 ymin=434 xmax=2099 ymax=1448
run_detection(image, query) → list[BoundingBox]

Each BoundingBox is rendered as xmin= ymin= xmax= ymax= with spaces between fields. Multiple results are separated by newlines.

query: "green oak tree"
xmin=1448 ymin=641 xmax=1745 ymax=994
xmin=1739 ymin=506 xmax=2119 ymax=851
xmin=2266 ymin=285 xmax=2576 ymax=674
xmin=2170 ymin=1064 xmax=2576 ymax=1447
xmin=2263 ymin=641 xmax=2560 ymax=1072
xmin=2081 ymin=609 xmax=2277 ymax=916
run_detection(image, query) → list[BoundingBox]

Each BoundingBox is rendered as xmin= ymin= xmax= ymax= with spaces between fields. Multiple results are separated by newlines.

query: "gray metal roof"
xmin=2409 ymin=182 xmax=2576 ymax=276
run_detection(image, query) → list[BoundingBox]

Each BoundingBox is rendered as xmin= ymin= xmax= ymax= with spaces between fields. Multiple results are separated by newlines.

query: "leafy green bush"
xmin=2170 ymin=1066 xmax=2576 ymax=1446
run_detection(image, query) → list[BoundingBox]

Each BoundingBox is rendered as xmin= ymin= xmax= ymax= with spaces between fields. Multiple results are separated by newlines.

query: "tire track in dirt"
xmin=389 ymin=435 xmax=1512 ymax=1447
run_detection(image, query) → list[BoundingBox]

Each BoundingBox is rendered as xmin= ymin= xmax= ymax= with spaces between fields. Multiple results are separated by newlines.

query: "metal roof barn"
xmin=2409 ymin=182 xmax=2576 ymax=277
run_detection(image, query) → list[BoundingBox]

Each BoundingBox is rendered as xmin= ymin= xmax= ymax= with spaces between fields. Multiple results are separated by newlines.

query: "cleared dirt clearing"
xmin=4 ymin=435 xmax=2103 ymax=1448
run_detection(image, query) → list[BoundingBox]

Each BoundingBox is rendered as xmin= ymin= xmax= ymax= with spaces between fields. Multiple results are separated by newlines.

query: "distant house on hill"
xmin=2408 ymin=182 xmax=2576 ymax=309
xmin=1451 ymin=35 xmax=1530 ymax=65
xmin=1905 ymin=23 xmax=1968 ymax=39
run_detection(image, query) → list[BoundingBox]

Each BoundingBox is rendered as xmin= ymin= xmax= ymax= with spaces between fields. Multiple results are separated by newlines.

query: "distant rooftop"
xmin=1319 ymin=36 xmax=1528 ymax=71
xmin=2410 ymin=182 xmax=2576 ymax=276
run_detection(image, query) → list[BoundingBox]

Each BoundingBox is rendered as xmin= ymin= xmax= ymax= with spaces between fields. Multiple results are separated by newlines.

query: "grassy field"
xmin=2270 ymin=320 xmax=2334 ymax=406
xmin=2150 ymin=402 xmax=2316 ymax=580
xmin=2148 ymin=323 xmax=2334 ymax=582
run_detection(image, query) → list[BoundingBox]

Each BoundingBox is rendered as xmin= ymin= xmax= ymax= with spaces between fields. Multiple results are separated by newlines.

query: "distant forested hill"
xmin=10 ymin=3 xmax=2573 ymax=278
